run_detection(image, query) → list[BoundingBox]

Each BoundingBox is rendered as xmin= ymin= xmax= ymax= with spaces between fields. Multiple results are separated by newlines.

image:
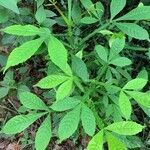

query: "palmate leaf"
xmin=0 ymin=87 xmax=9 ymax=99
xmin=48 ymin=36 xmax=72 ymax=76
xmin=110 ymin=57 xmax=132 ymax=67
xmin=110 ymin=0 xmax=126 ymax=19
xmin=141 ymin=105 xmax=150 ymax=117
xmin=58 ymin=104 xmax=81 ymax=141
xmin=35 ymin=6 xmax=46 ymax=24
xmin=106 ymin=132 xmax=127 ymax=150
xmin=0 ymin=8 xmax=9 ymax=23
xmin=0 ymin=0 xmax=19 ymax=14
xmin=119 ymin=91 xmax=132 ymax=120
xmin=3 ymin=25 xmax=41 ymax=36
xmin=109 ymin=37 xmax=125 ymax=60
xmin=81 ymin=104 xmax=96 ymax=136
xmin=51 ymin=97 xmax=80 ymax=111
xmin=56 ymin=79 xmax=73 ymax=101
xmin=35 ymin=0 xmax=44 ymax=8
xmin=95 ymin=2 xmax=104 ymax=19
xmin=123 ymin=78 xmax=147 ymax=90
xmin=35 ymin=115 xmax=52 ymax=150
xmin=87 ymin=130 xmax=103 ymax=150
xmin=105 ymin=121 xmax=144 ymax=135
xmin=80 ymin=0 xmax=94 ymax=11
xmin=116 ymin=6 xmax=150 ymax=21
xmin=35 ymin=74 xmax=69 ymax=89
xmin=116 ymin=23 xmax=149 ymax=40
xmin=120 ymin=135 xmax=144 ymax=149
xmin=19 ymin=91 xmax=49 ymax=111
xmin=137 ymin=69 xmax=148 ymax=80
xmin=72 ymin=55 xmax=89 ymax=82
xmin=3 ymin=113 xmax=46 ymax=134
xmin=99 ymin=30 xmax=113 ymax=35
xmin=126 ymin=91 xmax=150 ymax=108
xmin=72 ymin=0 xmax=81 ymax=24
xmin=4 ymin=38 xmax=44 ymax=72
xmin=80 ymin=0 xmax=97 ymax=17
xmin=95 ymin=45 xmax=108 ymax=62
xmin=80 ymin=17 xmax=98 ymax=24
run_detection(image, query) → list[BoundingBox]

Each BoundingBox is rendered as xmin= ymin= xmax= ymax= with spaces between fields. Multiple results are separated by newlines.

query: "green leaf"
xmin=80 ymin=0 xmax=93 ymax=10
xmin=109 ymin=38 xmax=125 ymax=60
xmin=95 ymin=45 xmax=108 ymax=62
xmin=35 ymin=6 xmax=46 ymax=24
xmin=95 ymin=2 xmax=104 ymax=19
xmin=56 ymin=79 xmax=73 ymax=100
xmin=72 ymin=0 xmax=81 ymax=24
xmin=72 ymin=55 xmax=89 ymax=82
xmin=35 ymin=0 xmax=44 ymax=7
xmin=3 ymin=113 xmax=46 ymax=134
xmin=5 ymin=38 xmax=44 ymax=71
xmin=99 ymin=30 xmax=113 ymax=35
xmin=81 ymin=104 xmax=96 ymax=136
xmin=123 ymin=78 xmax=147 ymax=90
xmin=51 ymin=97 xmax=80 ymax=111
xmin=19 ymin=91 xmax=48 ymax=111
xmin=116 ymin=6 xmax=150 ymax=21
xmin=35 ymin=74 xmax=69 ymax=89
xmin=126 ymin=91 xmax=150 ymax=108
xmin=38 ymin=27 xmax=51 ymax=38
xmin=120 ymin=135 xmax=144 ymax=149
xmin=0 ymin=8 xmax=9 ymax=23
xmin=0 ymin=87 xmax=9 ymax=99
xmin=74 ymin=77 xmax=85 ymax=92
xmin=58 ymin=105 xmax=81 ymax=141
xmin=3 ymin=25 xmax=41 ymax=36
xmin=141 ymin=105 xmax=150 ymax=117
xmin=87 ymin=130 xmax=103 ymax=150
xmin=105 ymin=121 xmax=144 ymax=135
xmin=80 ymin=17 xmax=98 ymax=24
xmin=116 ymin=23 xmax=149 ymax=40
xmin=0 ymin=0 xmax=19 ymax=14
xmin=119 ymin=91 xmax=132 ymax=120
xmin=137 ymin=69 xmax=148 ymax=80
xmin=3 ymin=71 xmax=14 ymax=84
xmin=110 ymin=0 xmax=126 ymax=19
xmin=106 ymin=132 xmax=127 ymax=150
xmin=105 ymin=84 xmax=121 ymax=94
xmin=110 ymin=57 xmax=132 ymax=67
xmin=80 ymin=0 xmax=97 ymax=17
xmin=48 ymin=36 xmax=72 ymax=75
xmin=35 ymin=115 xmax=51 ymax=150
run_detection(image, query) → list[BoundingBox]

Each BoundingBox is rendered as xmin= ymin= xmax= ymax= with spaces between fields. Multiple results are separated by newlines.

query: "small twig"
xmin=0 ymin=104 xmax=16 ymax=113
xmin=7 ymin=98 xmax=20 ymax=114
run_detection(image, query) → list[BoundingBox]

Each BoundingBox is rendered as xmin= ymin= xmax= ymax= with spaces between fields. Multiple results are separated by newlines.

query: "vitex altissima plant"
xmin=0 ymin=0 xmax=150 ymax=149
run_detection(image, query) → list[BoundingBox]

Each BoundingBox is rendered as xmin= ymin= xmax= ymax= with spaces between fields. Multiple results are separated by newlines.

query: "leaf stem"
xmin=89 ymin=79 xmax=105 ymax=87
xmin=52 ymin=2 xmax=73 ymax=36
xmin=53 ymin=4 xmax=70 ymax=26
xmin=7 ymin=98 xmax=20 ymax=114
xmin=80 ymin=22 xmax=111 ymax=46
xmin=68 ymin=0 xmax=72 ymax=22
xmin=125 ymin=45 xmax=149 ymax=51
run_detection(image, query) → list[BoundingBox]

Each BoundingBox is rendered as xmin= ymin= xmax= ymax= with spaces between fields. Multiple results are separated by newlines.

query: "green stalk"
xmin=97 ymin=64 xmax=108 ymax=80
xmin=53 ymin=2 xmax=73 ymax=36
xmin=80 ymin=22 xmax=111 ymax=46
xmin=53 ymin=4 xmax=70 ymax=26
xmin=68 ymin=0 xmax=72 ymax=22
xmin=125 ymin=45 xmax=149 ymax=51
